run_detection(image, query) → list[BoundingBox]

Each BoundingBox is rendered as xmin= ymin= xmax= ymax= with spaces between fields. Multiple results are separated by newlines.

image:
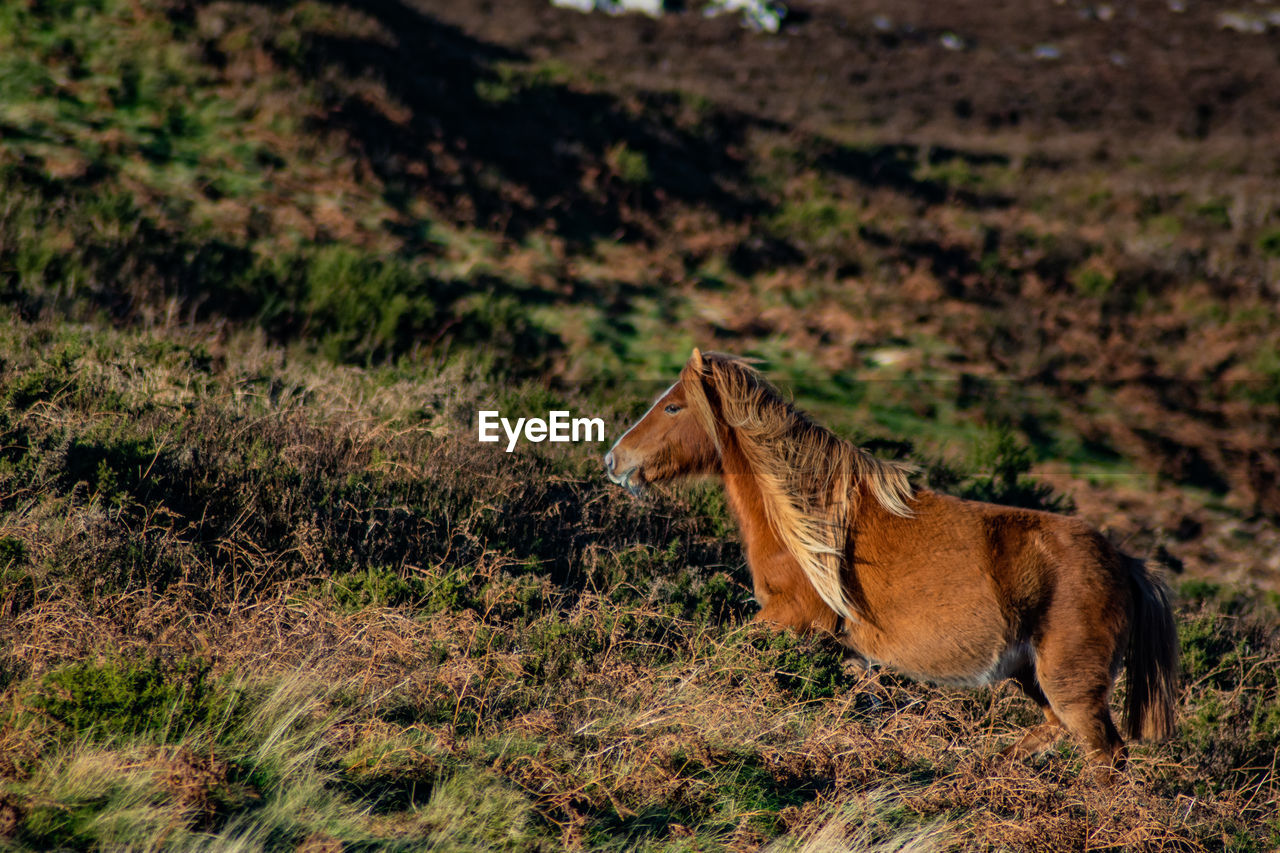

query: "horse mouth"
xmin=607 ymin=466 xmax=645 ymax=497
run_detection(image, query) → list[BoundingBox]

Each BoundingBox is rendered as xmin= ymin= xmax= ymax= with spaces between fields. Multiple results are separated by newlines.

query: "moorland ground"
xmin=1 ymin=0 xmax=1278 ymax=849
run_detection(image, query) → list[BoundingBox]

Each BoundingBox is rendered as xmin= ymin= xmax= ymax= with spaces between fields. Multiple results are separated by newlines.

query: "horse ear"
xmin=681 ymin=346 xmax=720 ymax=451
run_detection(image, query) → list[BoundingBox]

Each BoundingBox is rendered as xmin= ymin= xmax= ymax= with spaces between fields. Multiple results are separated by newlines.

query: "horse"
xmin=604 ymin=349 xmax=1178 ymax=775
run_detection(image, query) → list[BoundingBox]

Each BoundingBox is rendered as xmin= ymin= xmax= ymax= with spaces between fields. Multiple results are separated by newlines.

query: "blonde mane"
xmin=682 ymin=353 xmax=916 ymax=622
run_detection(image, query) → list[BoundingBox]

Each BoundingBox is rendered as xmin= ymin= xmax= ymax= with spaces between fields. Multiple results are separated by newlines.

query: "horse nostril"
xmin=604 ymin=451 xmax=615 ymax=472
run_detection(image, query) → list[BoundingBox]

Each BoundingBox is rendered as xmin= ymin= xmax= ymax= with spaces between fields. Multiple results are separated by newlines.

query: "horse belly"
xmin=849 ymin=627 xmax=1027 ymax=687
xmin=844 ymin=581 xmax=1020 ymax=687
xmin=844 ymin=491 xmax=1048 ymax=688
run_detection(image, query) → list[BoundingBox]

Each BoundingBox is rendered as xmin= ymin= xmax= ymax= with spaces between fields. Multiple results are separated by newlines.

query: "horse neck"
xmin=719 ymin=432 xmax=773 ymax=556
xmin=717 ymin=423 xmax=846 ymax=548
xmin=717 ymin=426 xmax=842 ymax=629
xmin=727 ymin=417 xmax=907 ymax=532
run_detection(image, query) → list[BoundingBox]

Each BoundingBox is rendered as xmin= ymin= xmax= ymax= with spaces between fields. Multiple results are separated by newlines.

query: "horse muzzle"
xmin=604 ymin=453 xmax=645 ymax=496
xmin=609 ymin=468 xmax=645 ymax=496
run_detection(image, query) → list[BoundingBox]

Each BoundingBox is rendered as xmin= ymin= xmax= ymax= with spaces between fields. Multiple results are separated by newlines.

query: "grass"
xmin=1 ymin=321 xmax=1278 ymax=850
xmin=4 ymin=659 xmax=954 ymax=850
xmin=1 ymin=0 xmax=1279 ymax=848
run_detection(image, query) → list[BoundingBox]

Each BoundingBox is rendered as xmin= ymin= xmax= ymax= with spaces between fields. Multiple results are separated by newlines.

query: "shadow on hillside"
xmin=818 ymin=142 xmax=1013 ymax=210
xmin=194 ymin=0 xmax=1012 ymax=250
xmin=219 ymin=0 xmax=766 ymax=244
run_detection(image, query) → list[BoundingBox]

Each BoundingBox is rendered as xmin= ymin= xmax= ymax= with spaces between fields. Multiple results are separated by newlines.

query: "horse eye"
xmin=664 ymin=404 xmax=681 ymax=415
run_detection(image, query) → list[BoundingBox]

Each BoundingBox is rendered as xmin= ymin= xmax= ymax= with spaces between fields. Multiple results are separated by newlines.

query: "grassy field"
xmin=2 ymin=0 xmax=1279 ymax=850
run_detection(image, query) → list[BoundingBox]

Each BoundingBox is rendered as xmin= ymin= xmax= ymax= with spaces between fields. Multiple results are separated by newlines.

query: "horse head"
xmin=604 ymin=348 xmax=718 ymax=495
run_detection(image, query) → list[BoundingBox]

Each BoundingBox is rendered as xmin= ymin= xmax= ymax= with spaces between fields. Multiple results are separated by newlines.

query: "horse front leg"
xmin=754 ymin=595 xmax=843 ymax=636
xmin=1002 ymin=666 xmax=1066 ymax=760
xmin=753 ymin=596 xmax=810 ymax=631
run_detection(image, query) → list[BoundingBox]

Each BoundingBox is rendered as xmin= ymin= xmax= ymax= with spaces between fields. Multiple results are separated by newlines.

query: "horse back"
xmin=846 ymin=489 xmax=1132 ymax=682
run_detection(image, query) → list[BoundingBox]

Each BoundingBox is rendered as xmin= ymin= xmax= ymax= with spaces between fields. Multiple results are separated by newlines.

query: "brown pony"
xmin=605 ymin=349 xmax=1178 ymax=774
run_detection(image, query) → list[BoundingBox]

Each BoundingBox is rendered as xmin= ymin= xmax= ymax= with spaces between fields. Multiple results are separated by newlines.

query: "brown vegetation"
xmin=1 ymin=0 xmax=1279 ymax=848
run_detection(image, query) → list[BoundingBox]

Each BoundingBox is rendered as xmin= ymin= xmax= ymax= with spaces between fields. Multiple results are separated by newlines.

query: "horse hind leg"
xmin=1051 ymin=698 xmax=1127 ymax=786
xmin=1002 ymin=667 xmax=1065 ymax=760
xmin=1032 ymin=633 xmax=1128 ymax=784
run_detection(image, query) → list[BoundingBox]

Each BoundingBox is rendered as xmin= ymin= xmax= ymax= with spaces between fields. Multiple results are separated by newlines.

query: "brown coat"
xmin=606 ymin=349 xmax=1178 ymax=774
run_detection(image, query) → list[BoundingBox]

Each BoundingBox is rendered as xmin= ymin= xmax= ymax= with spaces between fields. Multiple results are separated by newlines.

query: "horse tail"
xmin=1123 ymin=556 xmax=1179 ymax=741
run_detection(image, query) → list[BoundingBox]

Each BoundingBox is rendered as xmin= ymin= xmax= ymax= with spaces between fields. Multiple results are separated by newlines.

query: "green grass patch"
xmin=28 ymin=657 xmax=233 ymax=744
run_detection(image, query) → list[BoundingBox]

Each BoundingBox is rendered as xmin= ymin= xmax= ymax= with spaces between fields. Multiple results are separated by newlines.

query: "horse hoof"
xmin=1001 ymin=724 xmax=1062 ymax=761
xmin=1086 ymin=763 xmax=1124 ymax=788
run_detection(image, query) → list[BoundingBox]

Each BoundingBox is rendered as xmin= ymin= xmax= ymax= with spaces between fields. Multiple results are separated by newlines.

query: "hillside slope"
xmin=1 ymin=0 xmax=1278 ymax=849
